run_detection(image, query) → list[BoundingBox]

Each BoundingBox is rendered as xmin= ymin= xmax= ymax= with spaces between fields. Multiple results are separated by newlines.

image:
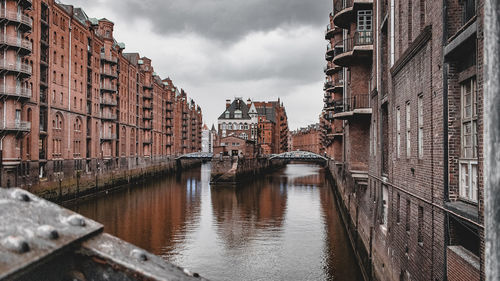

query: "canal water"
xmin=69 ymin=163 xmax=362 ymax=281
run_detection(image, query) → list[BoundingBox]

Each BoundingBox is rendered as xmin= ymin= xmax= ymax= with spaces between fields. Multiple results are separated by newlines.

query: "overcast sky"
xmin=67 ymin=0 xmax=331 ymax=130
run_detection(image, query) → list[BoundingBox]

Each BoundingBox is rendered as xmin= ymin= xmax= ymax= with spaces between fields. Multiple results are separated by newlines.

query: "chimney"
xmin=226 ymin=99 xmax=231 ymax=109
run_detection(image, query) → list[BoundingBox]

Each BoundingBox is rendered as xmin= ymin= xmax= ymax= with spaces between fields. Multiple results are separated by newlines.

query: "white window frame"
xmin=459 ymin=77 xmax=478 ymax=203
xmin=406 ymin=102 xmax=411 ymax=158
xmin=381 ymin=184 xmax=388 ymax=232
xmin=418 ymin=95 xmax=424 ymax=158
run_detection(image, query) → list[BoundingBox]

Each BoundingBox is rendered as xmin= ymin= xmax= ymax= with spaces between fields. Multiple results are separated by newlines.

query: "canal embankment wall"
xmin=210 ymin=156 xmax=285 ymax=184
xmin=326 ymin=160 xmax=373 ymax=281
xmin=19 ymin=156 xmax=201 ymax=203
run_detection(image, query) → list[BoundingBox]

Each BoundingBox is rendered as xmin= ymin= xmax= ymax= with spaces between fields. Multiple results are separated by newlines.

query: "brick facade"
xmin=324 ymin=0 xmax=485 ymax=280
xmin=291 ymin=124 xmax=321 ymax=154
xmin=0 ymin=0 xmax=202 ymax=190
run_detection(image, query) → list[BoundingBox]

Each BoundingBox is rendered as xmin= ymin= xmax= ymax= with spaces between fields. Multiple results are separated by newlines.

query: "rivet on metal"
xmin=65 ymin=215 xmax=86 ymax=227
xmin=2 ymin=236 xmax=30 ymax=253
xmin=11 ymin=190 xmax=31 ymax=202
xmin=37 ymin=225 xmax=59 ymax=240
xmin=184 ymin=268 xmax=196 ymax=277
xmin=130 ymin=249 xmax=148 ymax=261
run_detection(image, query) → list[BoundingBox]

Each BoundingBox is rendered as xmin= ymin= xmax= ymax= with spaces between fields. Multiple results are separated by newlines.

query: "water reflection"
xmin=69 ymin=163 xmax=361 ymax=281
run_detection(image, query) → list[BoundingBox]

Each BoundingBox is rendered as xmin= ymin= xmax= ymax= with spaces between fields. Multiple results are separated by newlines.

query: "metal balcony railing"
xmin=100 ymin=97 xmax=117 ymax=106
xmin=100 ymin=53 xmax=118 ymax=64
xmin=100 ymin=133 xmax=116 ymax=140
xmin=324 ymin=81 xmax=333 ymax=90
xmin=334 ymin=31 xmax=373 ymax=56
xmin=100 ymin=68 xmax=118 ymax=78
xmin=100 ymin=113 xmax=117 ymax=120
xmin=0 ymin=35 xmax=32 ymax=52
xmin=0 ymin=9 xmax=33 ymax=28
xmin=0 ymin=86 xmax=32 ymax=99
xmin=335 ymin=94 xmax=370 ymax=113
xmin=334 ymin=0 xmax=353 ymax=14
xmin=0 ymin=121 xmax=31 ymax=131
xmin=0 ymin=60 xmax=32 ymax=75
xmin=100 ymin=83 xmax=117 ymax=92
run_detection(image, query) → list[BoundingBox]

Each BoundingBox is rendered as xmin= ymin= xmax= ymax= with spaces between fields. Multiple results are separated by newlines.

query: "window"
xmin=418 ymin=206 xmax=424 ymax=244
xmin=381 ymin=185 xmax=388 ymax=229
xmin=357 ymin=10 xmax=373 ymax=44
xmin=406 ymin=199 xmax=411 ymax=232
xmin=418 ymin=95 xmax=424 ymax=158
xmin=396 ymin=107 xmax=401 ymax=158
xmin=225 ymin=111 xmax=229 ymax=118
xmin=234 ymin=110 xmax=242 ymax=119
xmin=396 ymin=193 xmax=401 ymax=223
xmin=357 ymin=10 xmax=372 ymax=31
xmin=459 ymin=77 xmax=478 ymax=202
xmin=406 ymin=102 xmax=411 ymax=158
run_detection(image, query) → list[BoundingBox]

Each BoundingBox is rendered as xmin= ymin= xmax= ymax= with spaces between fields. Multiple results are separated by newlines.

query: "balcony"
xmin=0 ymin=121 xmax=31 ymax=132
xmin=100 ymin=113 xmax=117 ymax=121
xmin=0 ymin=9 xmax=33 ymax=31
xmin=143 ymin=123 xmax=152 ymax=130
xmin=333 ymin=75 xmax=344 ymax=93
xmin=0 ymin=35 xmax=32 ymax=54
xmin=100 ymin=133 xmax=116 ymax=141
xmin=143 ymin=83 xmax=153 ymax=90
xmin=99 ymin=97 xmax=117 ymax=106
xmin=0 ymin=86 xmax=31 ymax=100
xmin=142 ymin=92 xmax=152 ymax=99
xmin=325 ymin=21 xmax=341 ymax=40
xmin=100 ymin=69 xmax=118 ymax=78
xmin=0 ymin=60 xmax=32 ymax=77
xmin=324 ymin=81 xmax=335 ymax=92
xmin=143 ymin=113 xmax=152 ymax=120
xmin=100 ymin=83 xmax=117 ymax=93
xmin=333 ymin=94 xmax=372 ymax=119
xmin=324 ymin=63 xmax=342 ymax=75
xmin=333 ymin=0 xmax=373 ymax=29
xmin=143 ymin=103 xmax=153 ymax=110
xmin=333 ymin=31 xmax=373 ymax=67
xmin=143 ymin=138 xmax=152 ymax=144
xmin=100 ymin=53 xmax=118 ymax=64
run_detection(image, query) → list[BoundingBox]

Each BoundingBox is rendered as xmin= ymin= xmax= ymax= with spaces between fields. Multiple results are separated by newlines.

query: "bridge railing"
xmin=0 ymin=188 xmax=207 ymax=280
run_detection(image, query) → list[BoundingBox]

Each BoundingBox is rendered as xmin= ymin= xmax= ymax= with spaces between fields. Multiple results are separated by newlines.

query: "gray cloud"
xmin=67 ymin=0 xmax=330 ymax=129
xmin=110 ymin=0 xmax=331 ymax=41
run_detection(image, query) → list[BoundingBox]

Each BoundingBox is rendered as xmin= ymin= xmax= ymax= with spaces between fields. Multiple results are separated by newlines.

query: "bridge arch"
xmin=268 ymin=151 xmax=328 ymax=161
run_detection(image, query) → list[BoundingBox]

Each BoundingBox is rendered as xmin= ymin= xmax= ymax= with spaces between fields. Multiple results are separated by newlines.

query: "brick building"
xmin=253 ymin=99 xmax=289 ymax=154
xmin=323 ymin=0 xmax=484 ymax=280
xmin=0 ymin=0 xmax=202 ymax=188
xmin=213 ymin=136 xmax=256 ymax=158
xmin=291 ymin=124 xmax=321 ymax=154
xmin=216 ymin=98 xmax=289 ymax=155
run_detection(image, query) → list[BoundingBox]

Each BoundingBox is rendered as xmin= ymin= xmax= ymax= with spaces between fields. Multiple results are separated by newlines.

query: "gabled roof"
xmin=218 ymin=98 xmax=252 ymax=120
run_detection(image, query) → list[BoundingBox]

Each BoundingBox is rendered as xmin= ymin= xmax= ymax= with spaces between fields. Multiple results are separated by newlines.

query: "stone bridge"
xmin=175 ymin=152 xmax=213 ymax=160
xmin=269 ymin=151 xmax=328 ymax=163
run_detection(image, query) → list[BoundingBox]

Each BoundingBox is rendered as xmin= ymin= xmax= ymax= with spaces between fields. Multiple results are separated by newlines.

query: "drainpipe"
xmin=442 ymin=0 xmax=449 ymax=279
xmin=485 ymin=0 xmax=500 ymax=279
xmin=68 ymin=11 xmax=73 ymax=154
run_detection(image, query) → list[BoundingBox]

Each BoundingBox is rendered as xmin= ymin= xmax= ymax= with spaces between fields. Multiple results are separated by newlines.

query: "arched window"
xmin=54 ymin=112 xmax=63 ymax=130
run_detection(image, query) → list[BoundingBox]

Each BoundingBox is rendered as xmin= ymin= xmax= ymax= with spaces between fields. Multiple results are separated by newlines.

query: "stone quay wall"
xmin=14 ymin=156 xmax=201 ymax=203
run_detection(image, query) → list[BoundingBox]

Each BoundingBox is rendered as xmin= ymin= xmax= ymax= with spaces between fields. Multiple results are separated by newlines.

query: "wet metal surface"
xmin=70 ymin=163 xmax=362 ymax=281
xmin=0 ymin=188 xmax=102 ymax=280
xmin=0 ymin=188 xmax=208 ymax=280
